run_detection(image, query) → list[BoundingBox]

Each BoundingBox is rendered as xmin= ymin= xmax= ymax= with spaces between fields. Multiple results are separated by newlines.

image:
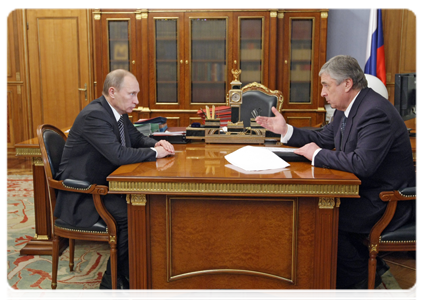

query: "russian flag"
xmin=364 ymin=9 xmax=386 ymax=85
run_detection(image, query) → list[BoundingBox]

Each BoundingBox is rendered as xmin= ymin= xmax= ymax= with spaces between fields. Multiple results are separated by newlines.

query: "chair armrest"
xmin=368 ymin=187 xmax=416 ymax=251
xmin=46 ymin=177 xmax=115 ymax=236
xmin=47 ymin=177 xmax=108 ymax=195
xmin=63 ymin=179 xmax=92 ymax=189
xmin=399 ymin=187 xmax=416 ymax=197
xmin=380 ymin=187 xmax=416 ymax=202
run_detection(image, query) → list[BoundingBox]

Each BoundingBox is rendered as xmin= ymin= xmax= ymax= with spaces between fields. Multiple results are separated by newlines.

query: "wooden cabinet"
xmin=277 ymin=10 xmax=328 ymax=128
xmin=142 ymin=10 xmax=279 ymax=127
xmin=232 ymin=11 xmax=276 ymax=88
xmin=93 ymin=9 xmax=327 ymax=128
xmin=93 ymin=9 xmax=147 ymax=100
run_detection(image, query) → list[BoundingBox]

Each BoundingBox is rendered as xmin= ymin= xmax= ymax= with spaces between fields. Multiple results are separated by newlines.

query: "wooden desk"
xmin=107 ymin=143 xmax=361 ymax=289
xmin=15 ymin=133 xmax=420 ymax=272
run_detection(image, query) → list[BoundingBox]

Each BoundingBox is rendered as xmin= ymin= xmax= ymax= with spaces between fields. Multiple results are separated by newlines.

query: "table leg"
xmin=313 ymin=197 xmax=340 ymax=289
xmin=127 ymin=194 xmax=149 ymax=289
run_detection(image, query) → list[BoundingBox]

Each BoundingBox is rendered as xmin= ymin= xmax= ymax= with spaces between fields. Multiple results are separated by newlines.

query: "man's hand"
xmin=294 ymin=142 xmax=320 ymax=161
xmin=155 ymin=140 xmax=175 ymax=153
xmin=255 ymin=106 xmax=288 ymax=136
xmin=155 ymin=146 xmax=175 ymax=159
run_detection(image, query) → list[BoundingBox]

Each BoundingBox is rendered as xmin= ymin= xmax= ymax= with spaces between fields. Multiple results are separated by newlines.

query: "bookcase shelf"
xmin=93 ymin=9 xmax=328 ymax=128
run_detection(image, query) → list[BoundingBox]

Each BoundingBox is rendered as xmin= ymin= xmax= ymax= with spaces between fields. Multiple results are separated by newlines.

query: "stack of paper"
xmin=224 ymin=146 xmax=290 ymax=172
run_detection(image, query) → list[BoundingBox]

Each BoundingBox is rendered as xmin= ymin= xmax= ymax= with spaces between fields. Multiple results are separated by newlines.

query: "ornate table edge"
xmin=113 ymin=181 xmax=359 ymax=199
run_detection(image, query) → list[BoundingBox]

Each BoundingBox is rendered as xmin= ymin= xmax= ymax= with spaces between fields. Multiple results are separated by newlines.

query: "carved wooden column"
xmin=313 ymin=197 xmax=340 ymax=289
xmin=127 ymin=194 xmax=148 ymax=289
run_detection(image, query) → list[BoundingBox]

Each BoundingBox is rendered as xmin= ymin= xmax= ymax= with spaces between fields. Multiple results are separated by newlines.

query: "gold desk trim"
xmin=110 ymin=181 xmax=359 ymax=198
xmin=169 ymin=268 xmax=294 ymax=283
xmin=126 ymin=194 xmax=147 ymax=206
xmin=318 ymin=197 xmax=341 ymax=209
xmin=34 ymin=234 xmax=49 ymax=241
xmin=16 ymin=147 xmax=41 ymax=156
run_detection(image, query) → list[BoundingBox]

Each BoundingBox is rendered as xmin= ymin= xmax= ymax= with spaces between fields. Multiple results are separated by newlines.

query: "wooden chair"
xmin=37 ymin=124 xmax=118 ymax=289
xmin=364 ymin=187 xmax=416 ymax=289
xmin=226 ymin=82 xmax=284 ymax=127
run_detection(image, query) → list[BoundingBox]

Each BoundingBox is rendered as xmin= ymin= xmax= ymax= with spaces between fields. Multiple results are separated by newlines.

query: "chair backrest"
xmin=240 ymin=82 xmax=284 ymax=127
xmin=37 ymin=124 xmax=67 ymax=180
xmin=365 ymin=74 xmax=388 ymax=99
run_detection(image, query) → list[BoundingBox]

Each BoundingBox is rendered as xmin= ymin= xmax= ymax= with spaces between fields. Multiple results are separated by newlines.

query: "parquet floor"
xmin=6 ymin=151 xmax=417 ymax=289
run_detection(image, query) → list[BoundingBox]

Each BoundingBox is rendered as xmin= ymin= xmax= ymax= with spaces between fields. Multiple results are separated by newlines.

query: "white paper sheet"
xmin=224 ymin=146 xmax=290 ymax=171
xmin=225 ymin=164 xmax=288 ymax=174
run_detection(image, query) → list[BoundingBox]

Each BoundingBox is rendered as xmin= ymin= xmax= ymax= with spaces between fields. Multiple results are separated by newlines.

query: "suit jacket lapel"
xmin=333 ymin=110 xmax=343 ymax=151
xmin=99 ymin=96 xmax=123 ymax=145
xmin=339 ymin=88 xmax=369 ymax=151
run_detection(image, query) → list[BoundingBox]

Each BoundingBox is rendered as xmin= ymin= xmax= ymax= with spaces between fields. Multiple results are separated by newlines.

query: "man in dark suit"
xmin=55 ymin=69 xmax=175 ymax=288
xmin=256 ymin=55 xmax=415 ymax=288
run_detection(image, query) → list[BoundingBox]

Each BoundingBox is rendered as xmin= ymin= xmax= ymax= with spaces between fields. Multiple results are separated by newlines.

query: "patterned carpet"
xmin=6 ymin=175 xmax=401 ymax=290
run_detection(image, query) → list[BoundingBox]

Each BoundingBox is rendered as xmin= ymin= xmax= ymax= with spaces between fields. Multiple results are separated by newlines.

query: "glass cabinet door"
xmin=189 ymin=17 xmax=228 ymax=104
xmin=154 ymin=18 xmax=179 ymax=103
xmin=108 ymin=20 xmax=131 ymax=71
xmin=239 ymin=17 xmax=264 ymax=86
xmin=289 ymin=18 xmax=313 ymax=103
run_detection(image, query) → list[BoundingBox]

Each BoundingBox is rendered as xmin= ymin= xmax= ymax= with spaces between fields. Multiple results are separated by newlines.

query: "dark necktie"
xmin=118 ymin=116 xmax=126 ymax=146
xmin=340 ymin=114 xmax=347 ymax=150
xmin=341 ymin=114 xmax=347 ymax=136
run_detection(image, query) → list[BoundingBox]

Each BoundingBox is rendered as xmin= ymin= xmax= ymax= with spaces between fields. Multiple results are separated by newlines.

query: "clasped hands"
xmin=255 ymin=106 xmax=320 ymax=161
xmin=154 ymin=140 xmax=175 ymax=158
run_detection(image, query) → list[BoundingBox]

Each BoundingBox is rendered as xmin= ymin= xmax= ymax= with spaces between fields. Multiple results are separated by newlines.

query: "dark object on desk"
xmin=134 ymin=116 xmax=167 ymax=124
xmin=273 ymin=151 xmax=310 ymax=162
xmin=150 ymin=134 xmax=188 ymax=144
xmin=186 ymin=127 xmax=205 ymax=137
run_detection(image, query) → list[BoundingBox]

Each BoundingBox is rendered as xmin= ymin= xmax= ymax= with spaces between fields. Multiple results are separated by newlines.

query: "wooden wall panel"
xmin=399 ymin=10 xmax=416 ymax=74
xmin=383 ymin=9 xmax=403 ymax=85
xmin=7 ymin=10 xmax=30 ymax=146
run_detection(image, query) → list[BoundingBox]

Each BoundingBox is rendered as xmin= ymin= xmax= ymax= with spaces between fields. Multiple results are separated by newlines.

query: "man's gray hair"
xmin=319 ymin=55 xmax=368 ymax=90
xmin=102 ymin=69 xmax=136 ymax=96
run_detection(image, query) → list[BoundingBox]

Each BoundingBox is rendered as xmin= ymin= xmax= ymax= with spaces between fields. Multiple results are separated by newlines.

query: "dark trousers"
xmin=103 ymin=193 xmax=129 ymax=278
xmin=336 ymin=230 xmax=369 ymax=288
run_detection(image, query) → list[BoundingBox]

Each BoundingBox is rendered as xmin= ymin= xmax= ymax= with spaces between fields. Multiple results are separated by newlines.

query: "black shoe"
xmin=376 ymin=257 xmax=390 ymax=277
xmin=99 ymin=273 xmax=129 ymax=289
xmin=336 ymin=274 xmax=382 ymax=300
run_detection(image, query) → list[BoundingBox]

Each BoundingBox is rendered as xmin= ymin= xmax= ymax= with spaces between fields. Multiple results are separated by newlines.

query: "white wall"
xmin=326 ymin=9 xmax=370 ymax=69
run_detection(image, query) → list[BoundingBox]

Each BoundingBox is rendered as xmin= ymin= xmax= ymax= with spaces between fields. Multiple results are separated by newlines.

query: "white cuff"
xmin=311 ymin=148 xmax=322 ymax=166
xmin=150 ymin=147 xmax=158 ymax=158
xmin=281 ymin=125 xmax=294 ymax=143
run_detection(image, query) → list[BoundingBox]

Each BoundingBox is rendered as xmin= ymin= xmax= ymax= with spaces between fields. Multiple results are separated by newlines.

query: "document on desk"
xmin=224 ymin=146 xmax=290 ymax=171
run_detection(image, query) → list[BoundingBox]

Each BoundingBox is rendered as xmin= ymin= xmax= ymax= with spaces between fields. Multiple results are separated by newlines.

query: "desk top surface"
xmin=107 ymin=143 xmax=360 ymax=186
